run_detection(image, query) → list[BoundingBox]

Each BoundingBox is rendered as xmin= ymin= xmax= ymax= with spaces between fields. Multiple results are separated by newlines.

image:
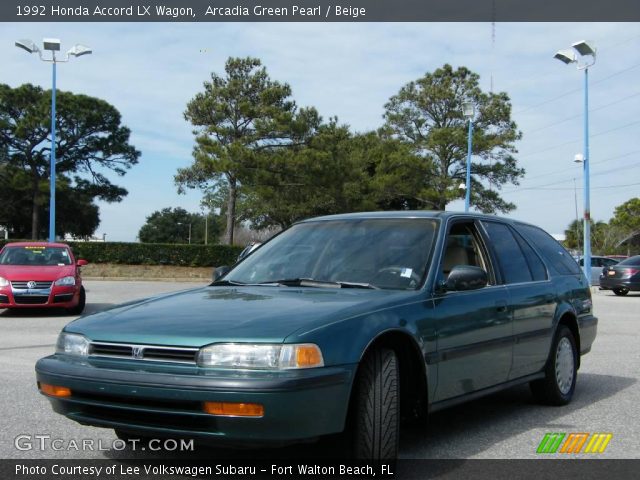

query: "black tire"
xmin=66 ymin=286 xmax=86 ymax=315
xmin=530 ymin=325 xmax=578 ymax=406
xmin=352 ymin=347 xmax=399 ymax=460
xmin=613 ymin=288 xmax=629 ymax=296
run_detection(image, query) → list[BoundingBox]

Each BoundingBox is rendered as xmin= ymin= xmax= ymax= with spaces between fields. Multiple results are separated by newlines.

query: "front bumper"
xmin=35 ymin=355 xmax=356 ymax=445
xmin=0 ymin=285 xmax=80 ymax=309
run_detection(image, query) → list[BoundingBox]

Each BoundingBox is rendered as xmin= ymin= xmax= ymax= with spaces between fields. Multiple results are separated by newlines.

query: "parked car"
xmin=36 ymin=212 xmax=597 ymax=460
xmin=0 ymin=242 xmax=87 ymax=314
xmin=599 ymin=254 xmax=640 ymax=296
xmin=577 ymin=255 xmax=620 ymax=286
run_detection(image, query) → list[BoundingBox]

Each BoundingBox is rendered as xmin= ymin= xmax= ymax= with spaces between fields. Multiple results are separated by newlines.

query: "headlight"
xmin=0 ymin=277 xmax=9 ymax=287
xmin=197 ymin=343 xmax=324 ymax=370
xmin=56 ymin=332 xmax=90 ymax=356
xmin=54 ymin=276 xmax=76 ymax=286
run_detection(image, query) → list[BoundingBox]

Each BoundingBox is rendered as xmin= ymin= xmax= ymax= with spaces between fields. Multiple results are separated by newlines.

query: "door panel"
xmin=433 ymin=286 xmax=512 ymax=401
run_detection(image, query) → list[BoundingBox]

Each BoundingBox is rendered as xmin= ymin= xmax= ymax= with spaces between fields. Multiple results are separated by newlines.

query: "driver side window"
xmin=441 ymin=221 xmax=493 ymax=285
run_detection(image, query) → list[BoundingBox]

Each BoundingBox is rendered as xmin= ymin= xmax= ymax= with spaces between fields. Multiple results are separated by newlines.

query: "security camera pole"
xmin=15 ymin=38 xmax=92 ymax=242
xmin=554 ymin=41 xmax=596 ymax=286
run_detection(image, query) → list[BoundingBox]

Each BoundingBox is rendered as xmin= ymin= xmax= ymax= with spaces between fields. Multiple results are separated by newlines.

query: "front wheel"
xmin=352 ymin=347 xmax=399 ymax=460
xmin=66 ymin=286 xmax=86 ymax=315
xmin=613 ymin=288 xmax=629 ymax=296
xmin=530 ymin=325 xmax=578 ymax=406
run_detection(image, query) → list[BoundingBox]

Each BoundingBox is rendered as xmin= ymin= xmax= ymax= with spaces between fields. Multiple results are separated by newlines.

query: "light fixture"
xmin=462 ymin=102 xmax=475 ymax=119
xmin=15 ymin=39 xmax=40 ymax=54
xmin=554 ymin=49 xmax=577 ymax=64
xmin=67 ymin=44 xmax=92 ymax=57
xmin=574 ymin=153 xmax=585 ymax=163
xmin=572 ymin=40 xmax=596 ymax=57
xmin=43 ymin=38 xmax=61 ymax=51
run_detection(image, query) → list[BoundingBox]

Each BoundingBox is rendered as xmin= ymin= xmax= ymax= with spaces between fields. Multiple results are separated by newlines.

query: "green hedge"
xmin=0 ymin=240 xmax=243 ymax=267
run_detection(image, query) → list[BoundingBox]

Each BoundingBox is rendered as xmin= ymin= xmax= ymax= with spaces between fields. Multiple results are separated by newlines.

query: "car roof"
xmin=2 ymin=242 xmax=70 ymax=248
xmin=297 ymin=210 xmax=536 ymax=228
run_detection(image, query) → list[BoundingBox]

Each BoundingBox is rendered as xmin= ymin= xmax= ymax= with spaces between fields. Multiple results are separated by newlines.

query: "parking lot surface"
xmin=1 ymin=281 xmax=638 ymax=459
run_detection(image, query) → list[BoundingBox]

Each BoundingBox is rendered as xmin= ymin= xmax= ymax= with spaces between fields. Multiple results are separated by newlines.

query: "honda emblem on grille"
xmin=132 ymin=346 xmax=144 ymax=360
xmin=26 ymin=281 xmax=37 ymax=289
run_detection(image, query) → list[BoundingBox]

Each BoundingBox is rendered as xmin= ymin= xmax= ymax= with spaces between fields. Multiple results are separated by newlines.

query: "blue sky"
xmin=2 ymin=22 xmax=639 ymax=241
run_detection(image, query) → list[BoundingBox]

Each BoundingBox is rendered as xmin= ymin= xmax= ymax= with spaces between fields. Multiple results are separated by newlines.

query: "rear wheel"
xmin=613 ymin=288 xmax=629 ymax=296
xmin=352 ymin=347 xmax=399 ymax=460
xmin=66 ymin=286 xmax=85 ymax=315
xmin=530 ymin=325 xmax=578 ymax=406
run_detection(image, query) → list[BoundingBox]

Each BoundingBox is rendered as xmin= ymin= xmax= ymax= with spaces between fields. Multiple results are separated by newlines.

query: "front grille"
xmin=0 ymin=294 xmax=9 ymax=303
xmin=11 ymin=281 xmax=53 ymax=289
xmin=14 ymin=296 xmax=49 ymax=305
xmin=89 ymin=342 xmax=199 ymax=364
xmin=90 ymin=343 xmax=133 ymax=357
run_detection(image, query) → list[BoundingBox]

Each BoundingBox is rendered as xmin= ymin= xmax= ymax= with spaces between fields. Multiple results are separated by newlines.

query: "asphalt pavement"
xmin=0 ymin=282 xmax=638 ymax=460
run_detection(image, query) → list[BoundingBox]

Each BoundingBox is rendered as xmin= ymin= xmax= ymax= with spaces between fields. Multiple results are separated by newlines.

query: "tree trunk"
xmin=224 ymin=175 xmax=237 ymax=245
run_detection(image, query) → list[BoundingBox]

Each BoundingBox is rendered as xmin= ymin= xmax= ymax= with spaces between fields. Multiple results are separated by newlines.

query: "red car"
xmin=0 ymin=242 xmax=87 ymax=314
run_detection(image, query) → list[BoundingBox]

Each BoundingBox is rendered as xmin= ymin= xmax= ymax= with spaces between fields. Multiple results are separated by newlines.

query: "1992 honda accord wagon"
xmin=36 ymin=212 xmax=597 ymax=460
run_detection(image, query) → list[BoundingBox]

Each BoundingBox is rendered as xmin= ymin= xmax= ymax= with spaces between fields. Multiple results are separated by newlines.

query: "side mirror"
xmin=445 ymin=265 xmax=488 ymax=291
xmin=212 ymin=265 xmax=231 ymax=282
xmin=77 ymin=259 xmax=88 ymax=266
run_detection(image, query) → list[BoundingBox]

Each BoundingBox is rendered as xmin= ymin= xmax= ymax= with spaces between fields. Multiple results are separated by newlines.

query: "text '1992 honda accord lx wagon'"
xmin=36 ymin=212 xmax=597 ymax=460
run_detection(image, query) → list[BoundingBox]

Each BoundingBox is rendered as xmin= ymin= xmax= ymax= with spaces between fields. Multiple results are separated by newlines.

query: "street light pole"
xmin=554 ymin=40 xmax=596 ymax=286
xmin=15 ymin=38 xmax=92 ymax=242
xmin=462 ymin=102 xmax=475 ymax=212
xmin=49 ymin=58 xmax=57 ymax=243
xmin=582 ymin=66 xmax=592 ymax=286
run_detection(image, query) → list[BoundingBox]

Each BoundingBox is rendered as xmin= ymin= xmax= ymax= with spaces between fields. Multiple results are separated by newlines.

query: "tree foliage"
xmin=563 ymin=219 xmax=628 ymax=255
xmin=177 ymin=57 xmax=319 ymax=244
xmin=138 ymin=207 xmax=222 ymax=244
xmin=383 ymin=64 xmax=524 ymax=213
xmin=610 ymin=198 xmax=640 ymax=234
xmin=0 ymin=83 xmax=139 ymax=239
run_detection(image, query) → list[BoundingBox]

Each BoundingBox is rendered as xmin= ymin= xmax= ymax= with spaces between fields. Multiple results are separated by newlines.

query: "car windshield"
xmin=0 ymin=246 xmax=73 ymax=266
xmin=225 ymin=218 xmax=438 ymax=290
xmin=618 ymin=255 xmax=640 ymax=266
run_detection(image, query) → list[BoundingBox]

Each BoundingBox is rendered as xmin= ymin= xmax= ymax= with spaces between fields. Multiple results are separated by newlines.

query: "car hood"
xmin=66 ymin=286 xmax=413 ymax=347
xmin=0 ymin=265 xmax=76 ymax=281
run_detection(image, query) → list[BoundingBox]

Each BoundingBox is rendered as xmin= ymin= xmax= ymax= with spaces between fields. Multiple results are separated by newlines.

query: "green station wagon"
xmin=36 ymin=212 xmax=597 ymax=460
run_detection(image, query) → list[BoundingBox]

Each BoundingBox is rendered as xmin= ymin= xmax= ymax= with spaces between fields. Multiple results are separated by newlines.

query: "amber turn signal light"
xmin=203 ymin=401 xmax=264 ymax=417
xmin=39 ymin=383 xmax=72 ymax=397
xmin=295 ymin=344 xmax=323 ymax=368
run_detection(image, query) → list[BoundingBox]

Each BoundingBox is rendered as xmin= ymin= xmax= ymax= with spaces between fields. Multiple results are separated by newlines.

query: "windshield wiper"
xmin=256 ymin=278 xmax=379 ymax=289
xmin=210 ymin=279 xmax=248 ymax=286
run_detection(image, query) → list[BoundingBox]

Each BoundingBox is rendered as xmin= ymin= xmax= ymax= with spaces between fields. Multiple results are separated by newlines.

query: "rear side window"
xmin=515 ymin=224 xmax=581 ymax=275
xmin=482 ymin=221 xmax=532 ymax=284
xmin=513 ymin=231 xmax=548 ymax=281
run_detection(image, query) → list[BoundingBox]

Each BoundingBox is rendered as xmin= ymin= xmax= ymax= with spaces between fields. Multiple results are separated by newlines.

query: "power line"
xmin=506 ymin=181 xmax=640 ymax=193
xmin=526 ymin=91 xmax=640 ymax=135
xmin=505 ymin=156 xmax=640 ymax=193
xmin=519 ymin=119 xmax=640 ymax=158
xmin=514 ymin=62 xmax=640 ymax=115
xmin=523 ymin=150 xmax=640 ymax=181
